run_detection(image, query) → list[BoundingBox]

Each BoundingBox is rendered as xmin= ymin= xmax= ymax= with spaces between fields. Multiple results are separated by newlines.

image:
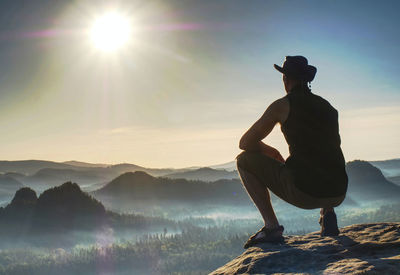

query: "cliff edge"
xmin=211 ymin=222 xmax=400 ymax=275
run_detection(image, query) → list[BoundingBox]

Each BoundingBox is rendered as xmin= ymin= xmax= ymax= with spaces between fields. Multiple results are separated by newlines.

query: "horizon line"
xmin=0 ymin=156 xmax=399 ymax=170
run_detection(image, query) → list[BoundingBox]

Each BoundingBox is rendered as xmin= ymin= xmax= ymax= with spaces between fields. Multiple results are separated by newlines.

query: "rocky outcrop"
xmin=211 ymin=223 xmax=400 ymax=274
xmin=32 ymin=182 xmax=106 ymax=231
xmin=0 ymin=183 xmax=107 ymax=234
xmin=10 ymin=187 xmax=37 ymax=206
xmin=1 ymin=187 xmax=37 ymax=223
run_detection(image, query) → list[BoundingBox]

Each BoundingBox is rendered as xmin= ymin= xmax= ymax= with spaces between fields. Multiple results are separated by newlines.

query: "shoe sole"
xmin=244 ymin=236 xmax=285 ymax=249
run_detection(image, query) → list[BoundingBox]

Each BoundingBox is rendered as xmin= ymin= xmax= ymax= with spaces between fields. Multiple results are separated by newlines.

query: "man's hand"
xmin=268 ymin=148 xmax=285 ymax=164
xmin=259 ymin=142 xmax=285 ymax=163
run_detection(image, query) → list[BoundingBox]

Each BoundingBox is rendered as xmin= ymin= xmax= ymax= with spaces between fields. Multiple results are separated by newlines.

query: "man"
xmin=236 ymin=56 xmax=348 ymax=249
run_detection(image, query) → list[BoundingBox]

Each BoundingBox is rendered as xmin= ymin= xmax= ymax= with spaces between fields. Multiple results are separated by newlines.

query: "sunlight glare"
xmin=90 ymin=12 xmax=132 ymax=52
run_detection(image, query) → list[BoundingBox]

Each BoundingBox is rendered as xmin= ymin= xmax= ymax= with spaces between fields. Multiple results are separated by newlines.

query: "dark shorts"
xmin=236 ymin=151 xmax=345 ymax=209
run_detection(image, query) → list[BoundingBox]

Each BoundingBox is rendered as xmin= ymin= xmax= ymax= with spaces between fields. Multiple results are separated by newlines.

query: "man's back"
xmin=280 ymin=87 xmax=348 ymax=198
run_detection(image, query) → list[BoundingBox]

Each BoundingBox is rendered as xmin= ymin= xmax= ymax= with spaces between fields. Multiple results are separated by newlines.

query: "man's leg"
xmin=237 ymin=165 xmax=280 ymax=229
xmin=321 ymin=207 xmax=334 ymax=215
xmin=319 ymin=207 xmax=340 ymax=236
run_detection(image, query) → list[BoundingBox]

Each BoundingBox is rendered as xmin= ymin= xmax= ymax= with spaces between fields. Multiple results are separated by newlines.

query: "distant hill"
xmin=346 ymin=160 xmax=400 ymax=201
xmin=0 ymin=160 xmax=191 ymax=187
xmin=94 ymin=160 xmax=400 ymax=209
xmin=24 ymin=168 xmax=111 ymax=190
xmin=23 ymin=166 xmax=183 ymax=189
xmin=0 ymin=174 xmax=24 ymax=191
xmin=0 ymin=175 xmax=25 ymax=202
xmin=107 ymin=163 xmax=189 ymax=177
xmin=209 ymin=161 xmax=236 ymax=171
xmin=94 ymin=171 xmax=248 ymax=205
xmin=0 ymin=183 xmax=188 ymax=247
xmin=0 ymin=160 xmax=81 ymax=175
xmin=370 ymin=158 xmax=400 ymax=178
xmin=63 ymin=161 xmax=109 ymax=168
xmin=388 ymin=175 xmax=400 ymax=185
xmin=164 ymin=167 xmax=239 ymax=181
xmin=33 ymin=182 xmax=106 ymax=231
xmin=3 ymin=172 xmax=27 ymax=181
xmin=0 ymin=182 xmax=106 ymax=234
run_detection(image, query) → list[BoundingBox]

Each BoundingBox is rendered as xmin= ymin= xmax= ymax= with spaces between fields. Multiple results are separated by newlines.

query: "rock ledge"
xmin=211 ymin=222 xmax=400 ymax=275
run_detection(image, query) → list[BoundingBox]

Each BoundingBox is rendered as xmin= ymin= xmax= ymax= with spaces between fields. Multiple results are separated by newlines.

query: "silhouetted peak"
xmin=11 ymin=187 xmax=37 ymax=205
xmin=36 ymin=181 xmax=106 ymax=222
xmin=345 ymin=160 xmax=400 ymax=200
xmin=59 ymin=181 xmax=81 ymax=191
xmin=37 ymin=182 xmax=86 ymax=202
xmin=96 ymin=171 xmax=159 ymax=195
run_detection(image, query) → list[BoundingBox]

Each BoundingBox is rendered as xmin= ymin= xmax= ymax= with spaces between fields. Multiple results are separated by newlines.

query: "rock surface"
xmin=211 ymin=223 xmax=400 ymax=275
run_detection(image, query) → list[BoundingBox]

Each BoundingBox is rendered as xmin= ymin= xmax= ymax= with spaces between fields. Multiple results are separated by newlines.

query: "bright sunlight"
xmin=90 ymin=12 xmax=132 ymax=52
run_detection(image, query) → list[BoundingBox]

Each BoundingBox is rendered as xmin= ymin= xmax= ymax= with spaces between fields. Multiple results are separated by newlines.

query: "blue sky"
xmin=0 ymin=0 xmax=399 ymax=167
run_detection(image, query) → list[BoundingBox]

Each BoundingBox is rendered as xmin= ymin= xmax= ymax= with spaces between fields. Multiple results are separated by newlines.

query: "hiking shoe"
xmin=243 ymin=225 xmax=284 ymax=249
xmin=319 ymin=211 xmax=340 ymax=236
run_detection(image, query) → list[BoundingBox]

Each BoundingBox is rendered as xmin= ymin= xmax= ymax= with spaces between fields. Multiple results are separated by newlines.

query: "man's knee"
xmin=236 ymin=151 xmax=248 ymax=168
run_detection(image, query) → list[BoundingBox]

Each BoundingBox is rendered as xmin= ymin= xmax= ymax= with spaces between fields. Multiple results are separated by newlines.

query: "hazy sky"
xmin=0 ymin=0 xmax=399 ymax=168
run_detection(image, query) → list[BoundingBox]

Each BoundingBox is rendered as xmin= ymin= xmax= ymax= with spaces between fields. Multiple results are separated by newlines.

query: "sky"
xmin=0 ymin=0 xmax=399 ymax=168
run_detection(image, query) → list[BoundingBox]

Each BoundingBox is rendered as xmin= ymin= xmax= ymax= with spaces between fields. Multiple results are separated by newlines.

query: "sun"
xmin=90 ymin=12 xmax=132 ymax=52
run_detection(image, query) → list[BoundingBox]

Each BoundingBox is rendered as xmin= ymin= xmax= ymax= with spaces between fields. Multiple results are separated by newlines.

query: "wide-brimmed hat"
xmin=274 ymin=56 xmax=317 ymax=82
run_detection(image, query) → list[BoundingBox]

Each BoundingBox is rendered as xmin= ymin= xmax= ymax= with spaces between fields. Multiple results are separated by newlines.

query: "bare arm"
xmin=239 ymin=97 xmax=288 ymax=163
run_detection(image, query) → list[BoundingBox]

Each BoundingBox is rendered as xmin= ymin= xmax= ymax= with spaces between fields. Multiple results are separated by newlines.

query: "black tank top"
xmin=280 ymin=86 xmax=348 ymax=198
